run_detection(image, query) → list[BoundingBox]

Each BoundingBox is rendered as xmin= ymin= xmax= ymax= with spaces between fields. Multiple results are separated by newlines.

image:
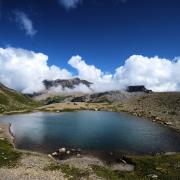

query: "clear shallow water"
xmin=0 ymin=111 xmax=180 ymax=154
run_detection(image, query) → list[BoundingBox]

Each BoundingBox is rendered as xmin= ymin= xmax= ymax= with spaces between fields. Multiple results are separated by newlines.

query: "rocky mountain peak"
xmin=43 ymin=78 xmax=93 ymax=90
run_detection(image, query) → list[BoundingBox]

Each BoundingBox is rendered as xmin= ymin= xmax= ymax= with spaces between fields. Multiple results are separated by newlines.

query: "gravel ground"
xmin=0 ymin=153 xmax=106 ymax=180
xmin=0 ymin=154 xmax=67 ymax=180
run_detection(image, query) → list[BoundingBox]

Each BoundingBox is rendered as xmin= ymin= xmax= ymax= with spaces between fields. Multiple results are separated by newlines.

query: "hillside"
xmin=0 ymin=83 xmax=39 ymax=113
xmin=122 ymin=92 xmax=180 ymax=130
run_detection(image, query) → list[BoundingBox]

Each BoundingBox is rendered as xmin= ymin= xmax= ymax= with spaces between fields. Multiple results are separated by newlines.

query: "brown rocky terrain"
xmin=122 ymin=92 xmax=180 ymax=130
xmin=37 ymin=92 xmax=180 ymax=131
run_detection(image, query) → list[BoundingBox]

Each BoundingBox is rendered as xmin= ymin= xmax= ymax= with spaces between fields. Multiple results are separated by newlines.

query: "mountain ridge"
xmin=43 ymin=78 xmax=93 ymax=90
xmin=0 ymin=83 xmax=39 ymax=113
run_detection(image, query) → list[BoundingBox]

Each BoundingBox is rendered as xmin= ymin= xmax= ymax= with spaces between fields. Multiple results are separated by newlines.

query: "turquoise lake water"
xmin=0 ymin=111 xmax=180 ymax=154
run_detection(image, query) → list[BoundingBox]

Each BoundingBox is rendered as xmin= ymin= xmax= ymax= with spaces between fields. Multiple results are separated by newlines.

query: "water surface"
xmin=0 ymin=111 xmax=180 ymax=154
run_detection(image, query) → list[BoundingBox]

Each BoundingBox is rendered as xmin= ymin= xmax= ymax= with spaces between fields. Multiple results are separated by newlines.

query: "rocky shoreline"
xmin=0 ymin=122 xmax=136 ymax=179
xmin=0 ymin=123 xmax=15 ymax=146
xmin=0 ymin=119 xmax=180 ymax=179
xmin=36 ymin=101 xmax=180 ymax=132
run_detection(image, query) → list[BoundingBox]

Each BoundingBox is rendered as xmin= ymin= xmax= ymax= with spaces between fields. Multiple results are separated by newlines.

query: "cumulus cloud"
xmin=14 ymin=11 xmax=37 ymax=37
xmin=68 ymin=55 xmax=180 ymax=92
xmin=68 ymin=55 xmax=119 ymax=92
xmin=0 ymin=47 xmax=180 ymax=93
xmin=50 ymin=84 xmax=91 ymax=94
xmin=58 ymin=0 xmax=82 ymax=10
xmin=0 ymin=47 xmax=71 ymax=93
xmin=115 ymin=55 xmax=180 ymax=91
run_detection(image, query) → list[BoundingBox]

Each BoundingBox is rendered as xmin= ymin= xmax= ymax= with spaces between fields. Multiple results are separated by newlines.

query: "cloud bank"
xmin=58 ymin=0 xmax=82 ymax=10
xmin=14 ymin=11 xmax=37 ymax=37
xmin=0 ymin=47 xmax=180 ymax=93
xmin=0 ymin=47 xmax=71 ymax=93
xmin=114 ymin=55 xmax=180 ymax=92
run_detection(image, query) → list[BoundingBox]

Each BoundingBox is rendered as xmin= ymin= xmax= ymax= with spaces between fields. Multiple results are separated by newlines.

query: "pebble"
xmin=48 ymin=154 xmax=53 ymax=159
xmin=66 ymin=150 xmax=71 ymax=155
xmin=147 ymin=174 xmax=158 ymax=178
xmin=121 ymin=160 xmax=127 ymax=164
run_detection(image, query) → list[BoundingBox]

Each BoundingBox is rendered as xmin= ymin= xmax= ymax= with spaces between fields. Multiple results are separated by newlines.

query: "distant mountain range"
xmin=43 ymin=78 xmax=93 ymax=90
xmin=42 ymin=78 xmax=152 ymax=93
xmin=0 ymin=78 xmax=153 ymax=113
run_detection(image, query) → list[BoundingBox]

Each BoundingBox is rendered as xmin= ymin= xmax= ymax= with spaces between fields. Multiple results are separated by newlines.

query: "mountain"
xmin=0 ymin=82 xmax=39 ymax=113
xmin=43 ymin=78 xmax=93 ymax=90
xmin=70 ymin=90 xmax=144 ymax=103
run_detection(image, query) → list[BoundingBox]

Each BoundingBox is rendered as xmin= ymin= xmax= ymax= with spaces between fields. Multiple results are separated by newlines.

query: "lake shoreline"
xmin=0 ymin=121 xmax=180 ymax=179
xmin=0 ymin=101 xmax=180 ymax=133
xmin=36 ymin=102 xmax=180 ymax=132
xmin=1 ymin=112 xmax=180 ymax=160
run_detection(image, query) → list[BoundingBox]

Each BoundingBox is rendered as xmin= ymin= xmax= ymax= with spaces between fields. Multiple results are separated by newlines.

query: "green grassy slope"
xmin=0 ymin=83 xmax=39 ymax=113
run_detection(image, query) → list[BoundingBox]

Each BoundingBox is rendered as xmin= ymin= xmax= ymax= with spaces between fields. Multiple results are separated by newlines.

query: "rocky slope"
xmin=0 ymin=83 xmax=39 ymax=113
xmin=70 ymin=90 xmax=144 ymax=103
xmin=122 ymin=92 xmax=180 ymax=130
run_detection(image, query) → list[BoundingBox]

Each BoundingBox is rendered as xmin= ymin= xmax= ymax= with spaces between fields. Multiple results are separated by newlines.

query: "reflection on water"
xmin=0 ymin=111 xmax=180 ymax=154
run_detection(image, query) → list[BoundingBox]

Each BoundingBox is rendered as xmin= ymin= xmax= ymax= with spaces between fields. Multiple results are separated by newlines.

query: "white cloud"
xmin=58 ymin=0 xmax=82 ymax=10
xmin=68 ymin=55 xmax=119 ymax=92
xmin=50 ymin=84 xmax=91 ymax=94
xmin=14 ymin=11 xmax=37 ymax=37
xmin=114 ymin=55 xmax=180 ymax=91
xmin=0 ymin=47 xmax=180 ymax=93
xmin=68 ymin=55 xmax=180 ymax=92
xmin=68 ymin=55 xmax=103 ymax=81
xmin=0 ymin=47 xmax=71 ymax=93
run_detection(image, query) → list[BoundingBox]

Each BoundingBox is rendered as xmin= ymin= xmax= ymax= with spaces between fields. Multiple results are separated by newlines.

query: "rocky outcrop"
xmin=126 ymin=85 xmax=152 ymax=93
xmin=43 ymin=78 xmax=93 ymax=90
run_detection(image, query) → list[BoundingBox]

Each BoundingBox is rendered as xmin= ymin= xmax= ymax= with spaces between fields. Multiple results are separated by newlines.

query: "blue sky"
xmin=1 ymin=0 xmax=180 ymax=73
xmin=0 ymin=0 xmax=180 ymax=93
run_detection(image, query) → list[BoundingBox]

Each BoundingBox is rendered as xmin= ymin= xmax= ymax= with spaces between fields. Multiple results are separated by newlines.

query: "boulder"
xmin=59 ymin=147 xmax=66 ymax=153
xmin=52 ymin=152 xmax=58 ymax=156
